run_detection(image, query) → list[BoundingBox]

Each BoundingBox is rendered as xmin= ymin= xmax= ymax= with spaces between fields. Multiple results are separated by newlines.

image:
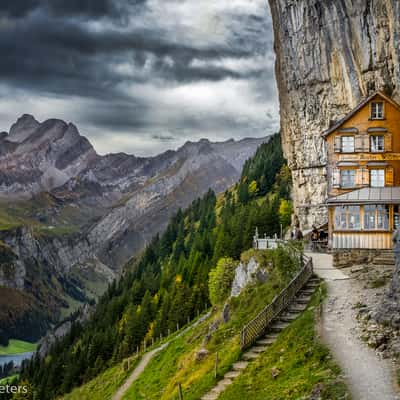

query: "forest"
xmin=16 ymin=133 xmax=292 ymax=400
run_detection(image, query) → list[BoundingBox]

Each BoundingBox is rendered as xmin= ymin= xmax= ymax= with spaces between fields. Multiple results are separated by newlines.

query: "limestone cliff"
xmin=269 ymin=0 xmax=400 ymax=227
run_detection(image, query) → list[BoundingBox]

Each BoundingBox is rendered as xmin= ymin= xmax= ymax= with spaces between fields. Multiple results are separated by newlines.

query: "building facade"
xmin=323 ymin=92 xmax=400 ymax=249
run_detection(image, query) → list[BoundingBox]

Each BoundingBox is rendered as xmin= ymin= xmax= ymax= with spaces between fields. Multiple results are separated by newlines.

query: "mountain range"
xmin=0 ymin=115 xmax=267 ymax=343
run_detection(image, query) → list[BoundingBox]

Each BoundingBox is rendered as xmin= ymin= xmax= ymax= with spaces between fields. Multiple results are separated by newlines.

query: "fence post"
xmin=178 ymin=383 xmax=183 ymax=400
xmin=214 ymin=352 xmax=219 ymax=380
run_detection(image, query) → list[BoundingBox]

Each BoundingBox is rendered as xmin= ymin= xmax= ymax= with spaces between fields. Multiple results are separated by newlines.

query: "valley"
xmin=0 ymin=115 xmax=266 ymax=346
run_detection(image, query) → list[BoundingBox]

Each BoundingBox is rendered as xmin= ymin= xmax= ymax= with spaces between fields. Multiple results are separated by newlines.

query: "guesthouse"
xmin=323 ymin=91 xmax=400 ymax=249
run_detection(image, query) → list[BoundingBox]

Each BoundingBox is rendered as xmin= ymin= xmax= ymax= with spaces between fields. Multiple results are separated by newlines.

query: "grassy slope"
xmin=58 ymin=250 xmax=349 ymax=400
xmin=0 ymin=340 xmax=37 ymax=356
xmin=220 ymin=286 xmax=349 ymax=400
xmin=0 ymin=375 xmax=19 ymax=385
xmin=122 ymin=286 xmax=348 ymax=400
xmin=61 ymin=361 xmax=139 ymax=400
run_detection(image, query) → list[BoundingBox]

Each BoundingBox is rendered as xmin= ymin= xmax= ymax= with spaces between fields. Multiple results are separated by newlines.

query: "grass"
xmin=0 ymin=375 xmax=19 ymax=385
xmin=60 ymin=249 xmax=349 ymax=400
xmin=62 ymin=358 xmax=139 ymax=400
xmin=121 ymin=249 xmax=304 ymax=400
xmin=122 ymin=285 xmax=349 ymax=400
xmin=219 ymin=286 xmax=349 ymax=400
xmin=0 ymin=340 xmax=37 ymax=356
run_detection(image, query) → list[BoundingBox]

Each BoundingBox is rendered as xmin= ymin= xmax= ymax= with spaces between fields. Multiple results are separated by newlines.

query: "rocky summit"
xmin=0 ymin=115 xmax=267 ymax=342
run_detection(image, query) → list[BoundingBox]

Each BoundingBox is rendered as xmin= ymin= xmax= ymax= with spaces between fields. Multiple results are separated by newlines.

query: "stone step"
xmin=287 ymin=305 xmax=307 ymax=313
xmin=242 ymin=351 xmax=259 ymax=360
xmin=296 ymin=296 xmax=312 ymax=305
xmin=201 ymin=395 xmax=217 ymax=400
xmin=280 ymin=313 xmax=300 ymax=322
xmin=211 ymin=378 xmax=233 ymax=393
xmin=224 ymin=370 xmax=241 ymax=379
xmin=299 ymin=289 xmax=315 ymax=296
xmin=270 ymin=322 xmax=290 ymax=333
xmin=373 ymin=258 xmax=395 ymax=265
xmin=251 ymin=345 xmax=268 ymax=353
xmin=232 ymin=361 xmax=248 ymax=371
xmin=201 ymin=393 xmax=219 ymax=400
xmin=305 ymin=282 xmax=320 ymax=288
xmin=257 ymin=337 xmax=277 ymax=346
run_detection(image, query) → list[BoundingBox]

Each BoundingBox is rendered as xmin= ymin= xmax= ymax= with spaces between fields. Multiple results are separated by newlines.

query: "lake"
xmin=0 ymin=352 xmax=34 ymax=368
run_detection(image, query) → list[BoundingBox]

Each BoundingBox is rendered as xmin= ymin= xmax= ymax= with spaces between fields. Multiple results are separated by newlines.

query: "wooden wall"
xmin=326 ymin=93 xmax=400 ymax=197
xmin=332 ymin=232 xmax=392 ymax=249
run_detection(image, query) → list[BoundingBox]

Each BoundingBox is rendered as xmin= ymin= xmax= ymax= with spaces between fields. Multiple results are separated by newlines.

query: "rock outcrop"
xmin=268 ymin=0 xmax=400 ymax=228
xmin=231 ymin=257 xmax=268 ymax=297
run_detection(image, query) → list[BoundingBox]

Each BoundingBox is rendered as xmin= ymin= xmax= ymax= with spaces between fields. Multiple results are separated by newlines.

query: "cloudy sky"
xmin=0 ymin=0 xmax=278 ymax=156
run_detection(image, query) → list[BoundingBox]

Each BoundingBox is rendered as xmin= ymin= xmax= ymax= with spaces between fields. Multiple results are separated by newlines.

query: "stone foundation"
xmin=333 ymin=249 xmax=393 ymax=269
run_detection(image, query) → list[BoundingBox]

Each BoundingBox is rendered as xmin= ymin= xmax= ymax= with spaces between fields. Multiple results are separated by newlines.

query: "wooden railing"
xmin=240 ymin=251 xmax=313 ymax=350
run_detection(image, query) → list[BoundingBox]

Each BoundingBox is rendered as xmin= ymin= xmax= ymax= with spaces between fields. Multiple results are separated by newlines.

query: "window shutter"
xmin=385 ymin=133 xmax=393 ymax=152
xmin=362 ymin=135 xmax=370 ymax=152
xmin=361 ymin=168 xmax=370 ymax=186
xmin=332 ymin=168 xmax=340 ymax=188
xmin=386 ymin=166 xmax=394 ymax=186
xmin=355 ymin=169 xmax=363 ymax=186
xmin=334 ymin=136 xmax=341 ymax=153
xmin=355 ymin=135 xmax=363 ymax=152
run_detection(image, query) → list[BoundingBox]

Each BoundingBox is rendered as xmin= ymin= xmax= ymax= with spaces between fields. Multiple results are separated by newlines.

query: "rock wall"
xmin=269 ymin=0 xmax=400 ymax=228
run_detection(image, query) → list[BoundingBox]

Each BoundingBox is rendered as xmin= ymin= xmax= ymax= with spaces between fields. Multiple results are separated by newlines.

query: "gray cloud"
xmin=0 ymin=0 xmax=278 ymax=156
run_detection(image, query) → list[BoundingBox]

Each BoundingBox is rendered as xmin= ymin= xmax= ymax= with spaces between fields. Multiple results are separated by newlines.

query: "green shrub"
xmin=208 ymin=258 xmax=237 ymax=306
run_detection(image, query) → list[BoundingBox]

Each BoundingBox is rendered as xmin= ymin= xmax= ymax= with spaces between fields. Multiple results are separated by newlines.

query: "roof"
xmin=327 ymin=187 xmax=400 ymax=205
xmin=322 ymin=91 xmax=400 ymax=138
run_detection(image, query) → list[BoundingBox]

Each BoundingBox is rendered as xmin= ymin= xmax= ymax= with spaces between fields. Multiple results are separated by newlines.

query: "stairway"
xmin=373 ymin=251 xmax=395 ymax=266
xmin=200 ymin=275 xmax=321 ymax=400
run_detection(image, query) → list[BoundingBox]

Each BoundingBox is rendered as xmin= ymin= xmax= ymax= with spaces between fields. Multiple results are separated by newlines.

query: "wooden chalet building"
xmin=323 ymin=91 xmax=400 ymax=250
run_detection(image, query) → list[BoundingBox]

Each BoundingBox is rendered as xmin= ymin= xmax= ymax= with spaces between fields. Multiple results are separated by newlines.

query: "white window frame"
xmin=370 ymin=169 xmax=385 ymax=187
xmin=334 ymin=206 xmax=361 ymax=230
xmin=341 ymin=136 xmax=355 ymax=153
xmin=370 ymin=135 xmax=385 ymax=152
xmin=364 ymin=205 xmax=389 ymax=230
xmin=340 ymin=169 xmax=356 ymax=188
xmin=371 ymin=102 xmax=384 ymax=120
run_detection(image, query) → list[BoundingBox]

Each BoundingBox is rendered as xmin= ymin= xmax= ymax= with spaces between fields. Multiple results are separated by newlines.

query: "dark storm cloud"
xmin=0 ymin=0 xmax=118 ymax=18
xmin=0 ymin=0 xmax=278 ymax=155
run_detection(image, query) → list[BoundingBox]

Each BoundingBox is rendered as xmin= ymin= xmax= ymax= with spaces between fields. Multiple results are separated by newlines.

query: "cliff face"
xmin=269 ymin=0 xmax=400 ymax=227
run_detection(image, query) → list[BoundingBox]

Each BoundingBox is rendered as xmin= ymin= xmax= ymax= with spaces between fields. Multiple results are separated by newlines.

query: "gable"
xmin=322 ymin=92 xmax=400 ymax=138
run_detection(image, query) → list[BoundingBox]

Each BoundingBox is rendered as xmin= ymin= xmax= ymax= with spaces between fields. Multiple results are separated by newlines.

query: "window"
xmin=364 ymin=205 xmax=389 ymax=230
xmin=370 ymin=135 xmax=384 ymax=152
xmin=370 ymin=169 xmax=385 ymax=187
xmin=341 ymin=136 xmax=354 ymax=153
xmin=371 ymin=170 xmax=385 ymax=187
xmin=394 ymin=205 xmax=400 ymax=230
xmin=371 ymin=102 xmax=384 ymax=119
xmin=334 ymin=206 xmax=361 ymax=230
xmin=340 ymin=169 xmax=355 ymax=188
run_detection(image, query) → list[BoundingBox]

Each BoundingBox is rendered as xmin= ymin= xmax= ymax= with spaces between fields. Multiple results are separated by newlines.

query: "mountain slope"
xmin=0 ymin=115 xmax=267 ymax=344
xmin=19 ymin=134 xmax=293 ymax=399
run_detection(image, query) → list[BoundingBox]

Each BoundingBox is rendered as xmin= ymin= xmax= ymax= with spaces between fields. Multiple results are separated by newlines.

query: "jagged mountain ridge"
xmin=0 ymin=114 xmax=268 ymax=342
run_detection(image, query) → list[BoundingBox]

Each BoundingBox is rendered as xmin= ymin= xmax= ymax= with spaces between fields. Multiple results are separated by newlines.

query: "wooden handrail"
xmin=240 ymin=251 xmax=313 ymax=350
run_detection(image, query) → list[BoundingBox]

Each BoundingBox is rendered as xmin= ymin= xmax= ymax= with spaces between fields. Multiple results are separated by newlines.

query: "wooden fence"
xmin=240 ymin=251 xmax=313 ymax=350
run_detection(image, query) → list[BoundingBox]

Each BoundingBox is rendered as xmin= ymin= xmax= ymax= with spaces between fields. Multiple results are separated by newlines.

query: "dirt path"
xmin=112 ymin=312 xmax=211 ymax=400
xmin=112 ymin=343 xmax=169 ymax=400
xmin=308 ymin=252 xmax=400 ymax=400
